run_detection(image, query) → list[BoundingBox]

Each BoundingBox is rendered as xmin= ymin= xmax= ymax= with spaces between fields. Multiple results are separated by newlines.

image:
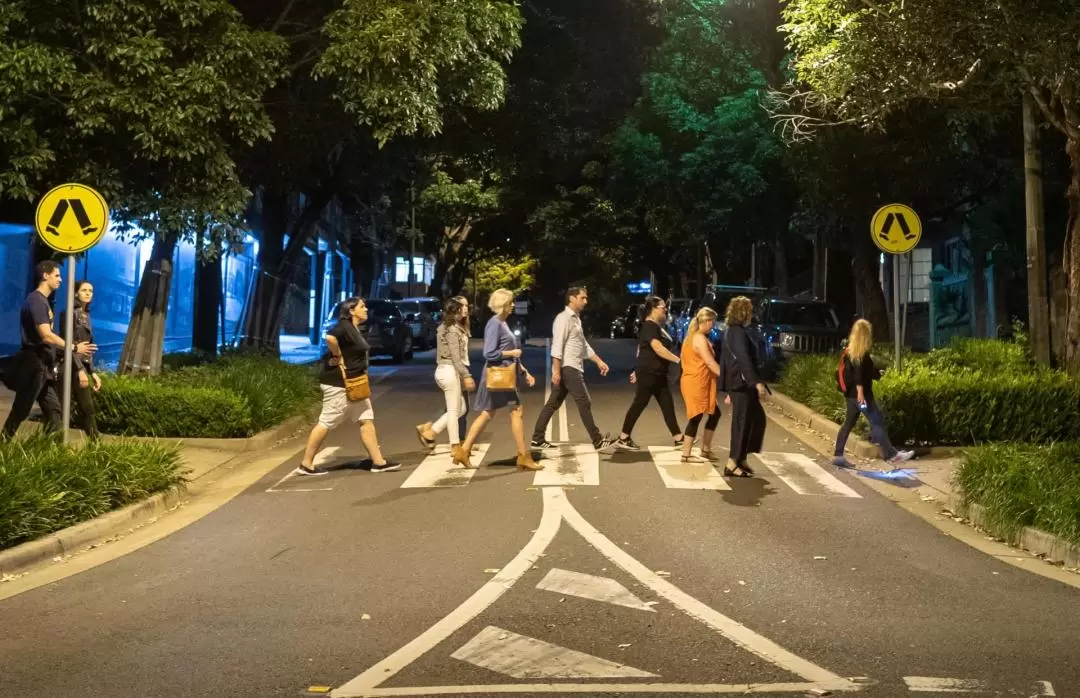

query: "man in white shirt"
xmin=531 ymin=287 xmax=617 ymax=452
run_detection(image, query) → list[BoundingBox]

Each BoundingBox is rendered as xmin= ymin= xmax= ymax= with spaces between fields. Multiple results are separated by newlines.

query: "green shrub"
xmin=0 ymin=434 xmax=184 ymax=549
xmin=958 ymin=442 xmax=1080 ymax=547
xmin=97 ymin=375 xmax=254 ymax=438
xmin=920 ymin=336 xmax=1032 ymax=375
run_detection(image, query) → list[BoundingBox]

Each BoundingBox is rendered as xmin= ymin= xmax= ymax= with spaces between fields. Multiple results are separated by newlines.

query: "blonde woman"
xmin=416 ymin=296 xmax=474 ymax=451
xmin=719 ymin=296 xmax=767 ymax=477
xmin=679 ymin=306 xmax=722 ymax=463
xmin=834 ymin=319 xmax=913 ymax=467
xmin=454 ymin=289 xmax=543 ymax=471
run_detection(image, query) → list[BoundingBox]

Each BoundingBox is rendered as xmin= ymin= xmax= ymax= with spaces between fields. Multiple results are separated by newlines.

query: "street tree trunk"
xmin=1023 ymin=93 xmax=1052 ymax=365
xmin=193 ymin=236 xmax=222 ymax=357
xmin=240 ymin=189 xmax=332 ymax=354
xmin=1062 ymin=137 xmax=1080 ymax=374
xmin=118 ymin=233 xmax=179 ymax=375
xmin=427 ymin=221 xmax=472 ymax=297
xmin=852 ymin=233 xmax=889 ymax=341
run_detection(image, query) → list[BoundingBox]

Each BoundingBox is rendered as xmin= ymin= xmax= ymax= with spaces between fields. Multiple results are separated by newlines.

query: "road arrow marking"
xmin=533 ymin=445 xmax=599 ymax=487
xmin=451 ymin=626 xmax=658 ymax=679
xmin=535 ymin=568 xmax=656 ymax=612
xmin=331 ymin=488 xmax=865 ymax=697
xmin=754 ymin=453 xmax=862 ymax=498
xmin=648 ymin=446 xmax=732 ymax=490
xmin=401 ymin=444 xmax=490 ymax=488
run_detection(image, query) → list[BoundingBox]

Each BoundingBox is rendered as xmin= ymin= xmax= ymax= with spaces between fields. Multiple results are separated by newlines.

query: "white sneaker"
xmin=887 ymin=450 xmax=914 ymax=465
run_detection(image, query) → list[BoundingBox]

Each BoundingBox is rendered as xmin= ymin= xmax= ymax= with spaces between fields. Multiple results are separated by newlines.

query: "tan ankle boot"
xmin=452 ymin=445 xmax=476 ymax=469
xmin=516 ymin=452 xmax=543 ymax=471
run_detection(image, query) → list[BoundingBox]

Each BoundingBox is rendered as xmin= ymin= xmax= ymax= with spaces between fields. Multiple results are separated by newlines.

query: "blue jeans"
xmin=834 ymin=398 xmax=897 ymax=460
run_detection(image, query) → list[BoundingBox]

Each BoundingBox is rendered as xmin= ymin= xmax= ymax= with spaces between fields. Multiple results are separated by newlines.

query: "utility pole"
xmin=407 ymin=182 xmax=416 ymax=298
xmin=1023 ymin=92 xmax=1051 ymax=365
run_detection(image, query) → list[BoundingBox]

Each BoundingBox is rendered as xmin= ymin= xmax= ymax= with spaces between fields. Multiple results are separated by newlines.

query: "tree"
xmin=781 ymin=0 xmax=1080 ymax=370
xmin=0 ymin=0 xmax=289 ymax=374
xmin=465 ymin=254 xmax=537 ymax=298
xmin=234 ymin=0 xmax=523 ymax=352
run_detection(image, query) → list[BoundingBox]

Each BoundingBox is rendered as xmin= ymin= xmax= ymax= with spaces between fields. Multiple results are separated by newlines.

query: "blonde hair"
xmin=724 ymin=296 xmax=753 ymax=326
xmin=687 ymin=307 xmax=717 ymax=338
xmin=487 ymin=288 xmax=515 ymax=315
xmin=847 ymin=319 xmax=872 ymax=365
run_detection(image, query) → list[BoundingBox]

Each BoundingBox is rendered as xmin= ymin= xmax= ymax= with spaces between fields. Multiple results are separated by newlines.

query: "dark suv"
xmin=320 ymin=299 xmax=413 ymax=363
xmin=751 ymin=298 xmax=843 ymax=376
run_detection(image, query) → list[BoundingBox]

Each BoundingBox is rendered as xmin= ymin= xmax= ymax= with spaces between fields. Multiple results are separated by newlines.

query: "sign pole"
xmin=61 ymin=255 xmax=76 ymax=445
xmin=892 ymin=254 xmax=902 ymax=372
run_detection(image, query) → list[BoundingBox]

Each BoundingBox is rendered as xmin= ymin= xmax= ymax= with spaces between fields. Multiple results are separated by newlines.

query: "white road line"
xmin=401 ymin=445 xmax=490 ymax=488
xmin=450 ymin=625 xmax=658 ymax=679
xmin=557 ymin=401 xmax=569 ymax=444
xmin=544 ymin=337 xmax=554 ymax=443
xmin=532 ymin=444 xmax=599 ymax=487
xmin=1032 ymin=681 xmax=1057 ymax=697
xmin=265 ymin=447 xmax=341 ymax=493
xmin=535 ymin=568 xmax=656 ymax=612
xmin=754 ymin=452 xmax=862 ymax=498
xmin=902 ymin=677 xmax=990 ymax=693
xmin=353 ymin=682 xmax=867 ymax=696
xmin=332 ymin=488 xmax=863 ymax=697
xmin=648 ymin=446 xmax=732 ymax=490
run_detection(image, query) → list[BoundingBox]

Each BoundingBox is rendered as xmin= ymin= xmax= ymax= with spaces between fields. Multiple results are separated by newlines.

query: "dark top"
xmin=840 ymin=351 xmax=881 ymax=400
xmin=60 ymin=308 xmax=95 ymax=373
xmin=19 ymin=291 xmax=55 ymax=361
xmin=319 ymin=320 xmax=370 ymax=388
xmin=636 ymin=319 xmax=675 ymax=375
xmin=719 ymin=323 xmax=761 ymax=392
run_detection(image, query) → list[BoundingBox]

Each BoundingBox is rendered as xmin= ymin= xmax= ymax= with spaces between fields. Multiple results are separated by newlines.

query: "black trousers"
xmin=2 ymin=354 xmax=61 ymax=438
xmin=621 ymin=369 xmax=681 ymax=437
xmin=69 ymin=372 xmax=99 ymax=438
xmin=729 ymin=389 xmax=765 ymax=464
xmin=532 ymin=367 xmax=602 ymax=444
xmin=685 ymin=406 xmax=721 ymax=438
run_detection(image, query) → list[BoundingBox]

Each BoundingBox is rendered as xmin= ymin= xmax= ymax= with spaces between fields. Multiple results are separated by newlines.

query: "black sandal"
xmin=723 ymin=464 xmax=753 ymax=478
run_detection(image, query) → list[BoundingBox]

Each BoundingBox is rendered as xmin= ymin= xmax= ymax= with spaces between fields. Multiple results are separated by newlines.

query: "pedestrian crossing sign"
xmin=34 ymin=183 xmax=110 ymax=254
xmin=871 ymin=203 xmax=921 ymax=255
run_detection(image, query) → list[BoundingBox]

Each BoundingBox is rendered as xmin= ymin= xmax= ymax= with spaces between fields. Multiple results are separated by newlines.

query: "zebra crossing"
xmin=400 ymin=442 xmax=863 ymax=497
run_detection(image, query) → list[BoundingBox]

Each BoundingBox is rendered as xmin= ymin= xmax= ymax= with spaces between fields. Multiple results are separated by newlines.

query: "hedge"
xmin=777 ymin=337 xmax=1079 ymax=447
xmin=957 ymin=443 xmax=1080 ymax=547
xmin=96 ymin=354 xmax=320 ymax=439
xmin=0 ymin=434 xmax=184 ymax=550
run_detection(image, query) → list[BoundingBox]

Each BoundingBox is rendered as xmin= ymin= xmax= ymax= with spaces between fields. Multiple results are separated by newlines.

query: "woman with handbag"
xmin=720 ymin=296 xmax=767 ymax=477
xmin=295 ymin=297 xmax=399 ymax=476
xmin=415 ymin=296 xmax=475 ymax=452
xmin=454 ymin=288 xmax=543 ymax=471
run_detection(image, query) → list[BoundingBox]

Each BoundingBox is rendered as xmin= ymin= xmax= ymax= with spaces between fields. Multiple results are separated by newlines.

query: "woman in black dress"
xmin=720 ymin=296 xmax=768 ymax=477
xmin=615 ymin=296 xmax=685 ymax=451
xmin=61 ymin=280 xmax=100 ymax=439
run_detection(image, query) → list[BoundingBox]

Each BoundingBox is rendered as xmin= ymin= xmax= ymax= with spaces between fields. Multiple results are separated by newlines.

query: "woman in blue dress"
xmin=454 ymin=288 xmax=543 ymax=471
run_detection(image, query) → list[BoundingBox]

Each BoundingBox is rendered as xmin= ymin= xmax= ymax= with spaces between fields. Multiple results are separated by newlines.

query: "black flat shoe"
xmin=723 ymin=464 xmax=752 ymax=478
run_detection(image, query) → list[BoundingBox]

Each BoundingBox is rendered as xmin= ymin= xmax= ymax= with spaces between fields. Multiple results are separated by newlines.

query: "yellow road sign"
xmin=34 ymin=183 xmax=110 ymax=254
xmin=871 ymin=203 xmax=921 ymax=255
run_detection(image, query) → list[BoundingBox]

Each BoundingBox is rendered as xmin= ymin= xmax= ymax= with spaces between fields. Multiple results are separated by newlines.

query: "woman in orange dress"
xmin=679 ymin=307 xmax=723 ymax=463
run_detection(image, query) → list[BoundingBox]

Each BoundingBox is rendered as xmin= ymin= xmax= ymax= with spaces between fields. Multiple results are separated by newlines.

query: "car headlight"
xmin=779 ymin=333 xmax=796 ymax=348
xmin=513 ymin=328 xmax=522 ymax=336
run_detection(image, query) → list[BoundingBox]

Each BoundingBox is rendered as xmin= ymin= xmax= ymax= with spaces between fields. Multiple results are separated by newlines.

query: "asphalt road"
xmin=0 ymin=339 xmax=1077 ymax=698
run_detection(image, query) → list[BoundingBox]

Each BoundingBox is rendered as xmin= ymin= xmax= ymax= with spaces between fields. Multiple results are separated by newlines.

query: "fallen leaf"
xmin=618 ymin=643 xmax=632 ymax=648
xmin=484 ymin=568 xmax=500 ymax=574
xmin=643 ymin=601 xmax=659 ymax=607
xmin=738 ymin=580 xmax=746 ymax=586
xmin=306 ymin=686 xmax=331 ymax=694
xmin=813 ymin=556 xmax=828 ymax=560
xmin=723 ymin=589 xmax=731 ymax=593
xmin=655 ymin=570 xmax=671 ymax=577
xmin=361 ymin=614 xmax=371 ymax=620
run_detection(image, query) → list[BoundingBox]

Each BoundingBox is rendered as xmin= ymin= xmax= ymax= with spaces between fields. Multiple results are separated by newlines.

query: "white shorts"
xmin=317 ymin=385 xmax=374 ymax=430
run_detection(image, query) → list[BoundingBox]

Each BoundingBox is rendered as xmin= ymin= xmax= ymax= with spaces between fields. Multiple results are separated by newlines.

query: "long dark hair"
xmin=641 ymin=295 xmax=665 ymax=321
xmin=443 ymin=295 xmax=470 ymax=329
xmin=74 ymin=280 xmax=93 ymax=314
xmin=337 ymin=296 xmax=365 ymax=345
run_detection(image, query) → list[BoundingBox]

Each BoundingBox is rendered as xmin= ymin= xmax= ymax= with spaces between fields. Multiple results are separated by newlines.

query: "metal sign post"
xmin=33 ymin=183 xmax=110 ymax=445
xmin=871 ymin=203 xmax=923 ymax=373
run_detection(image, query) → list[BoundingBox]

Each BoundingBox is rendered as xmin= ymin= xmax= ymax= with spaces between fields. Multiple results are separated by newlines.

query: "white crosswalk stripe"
xmin=648 ymin=446 xmax=731 ymax=490
xmin=753 ymin=452 xmax=862 ymax=498
xmin=532 ymin=444 xmax=600 ymax=487
xmin=400 ymin=444 xmax=491 ymax=488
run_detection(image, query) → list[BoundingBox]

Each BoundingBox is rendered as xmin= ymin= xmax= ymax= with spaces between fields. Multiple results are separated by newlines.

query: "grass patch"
xmin=97 ymin=354 xmax=320 ymax=438
xmin=0 ymin=434 xmax=185 ymax=550
xmin=957 ymin=443 xmax=1080 ymax=548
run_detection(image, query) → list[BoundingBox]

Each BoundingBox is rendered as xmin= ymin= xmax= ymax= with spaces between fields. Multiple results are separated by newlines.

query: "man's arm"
xmin=550 ymin=313 xmax=567 ymax=381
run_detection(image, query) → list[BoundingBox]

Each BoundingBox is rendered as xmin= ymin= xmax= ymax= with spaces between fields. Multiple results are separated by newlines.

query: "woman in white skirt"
xmin=416 ymin=296 xmax=475 ymax=452
xmin=295 ymin=297 xmax=400 ymax=476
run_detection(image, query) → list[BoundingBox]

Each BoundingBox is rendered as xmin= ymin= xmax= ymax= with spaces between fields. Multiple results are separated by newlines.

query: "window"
xmin=395 ymin=256 xmax=410 ymax=283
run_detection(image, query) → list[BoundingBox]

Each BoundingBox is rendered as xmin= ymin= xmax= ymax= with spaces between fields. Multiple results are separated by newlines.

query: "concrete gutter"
xmin=765 ymin=390 xmax=1080 ymax=573
xmin=0 ymin=415 xmax=308 ymax=577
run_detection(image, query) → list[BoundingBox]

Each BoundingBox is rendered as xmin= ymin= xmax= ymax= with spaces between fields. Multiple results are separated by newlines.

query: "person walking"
xmin=615 ymin=296 xmax=685 ymax=451
xmin=679 ymin=306 xmax=722 ymax=463
xmin=530 ymin=286 xmax=617 ymax=453
xmin=720 ymin=296 xmax=767 ymax=477
xmin=833 ymin=319 xmax=914 ymax=467
xmin=454 ymin=288 xmax=543 ymax=471
xmin=416 ymin=296 xmax=474 ymax=452
xmin=2 ymin=261 xmax=95 ymax=439
xmin=59 ymin=280 xmax=101 ymax=439
xmin=295 ymin=297 xmax=399 ymax=476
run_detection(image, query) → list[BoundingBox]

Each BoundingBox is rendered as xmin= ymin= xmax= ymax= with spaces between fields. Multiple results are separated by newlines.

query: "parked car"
xmin=396 ymin=296 xmax=440 ymax=350
xmin=750 ymin=298 xmax=844 ymax=376
xmin=674 ymin=284 xmax=767 ymax=348
xmin=320 ymin=299 xmax=413 ymax=363
xmin=666 ymin=297 xmax=692 ymax=345
xmin=609 ymin=303 xmax=643 ymax=339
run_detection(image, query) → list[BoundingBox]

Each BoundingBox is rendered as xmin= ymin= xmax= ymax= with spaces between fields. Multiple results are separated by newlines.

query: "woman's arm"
xmin=325 ymin=334 xmax=342 ymax=364
xmin=482 ymin=320 xmax=508 ymax=362
xmin=693 ymin=334 xmax=721 ymax=376
xmin=447 ymin=327 xmax=470 ymax=378
xmin=649 ymin=338 xmax=680 ymax=363
xmin=730 ymin=327 xmax=762 ymax=386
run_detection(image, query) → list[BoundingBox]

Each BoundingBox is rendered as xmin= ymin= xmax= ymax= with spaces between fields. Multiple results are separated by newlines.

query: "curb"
xmin=0 ymin=415 xmax=310 ymax=577
xmin=765 ymin=391 xmax=1080 ymax=571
